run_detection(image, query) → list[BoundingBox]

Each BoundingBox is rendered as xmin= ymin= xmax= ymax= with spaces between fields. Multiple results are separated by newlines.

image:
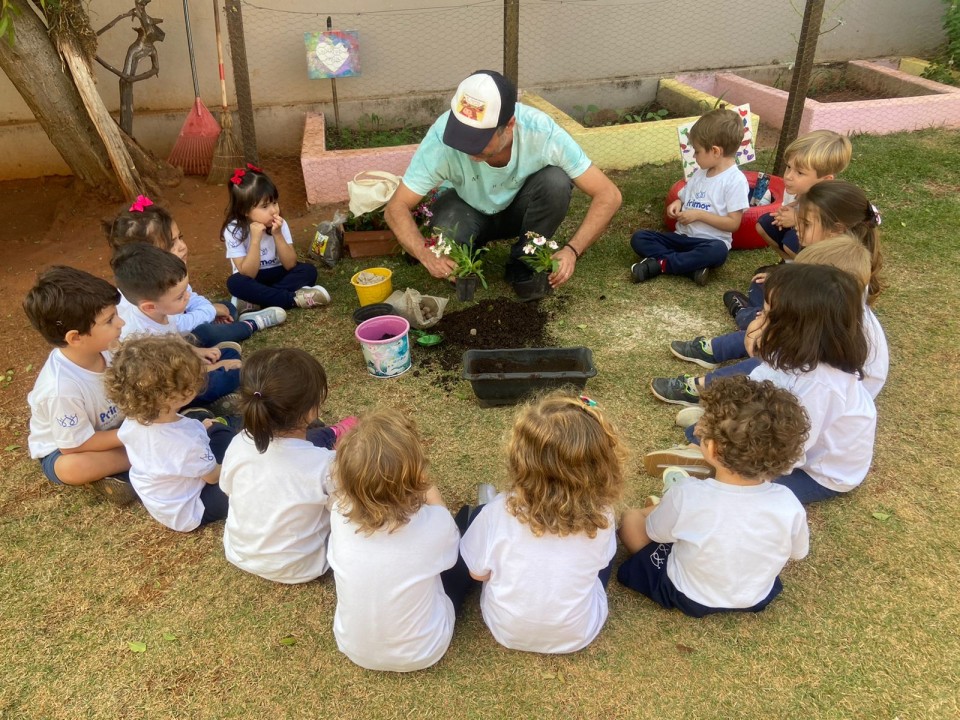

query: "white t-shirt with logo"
xmin=117 ymin=294 xmax=180 ymax=341
xmin=863 ymin=306 xmax=889 ymax=399
xmin=328 ymin=502 xmax=459 ymax=671
xmin=220 ymin=433 xmax=334 ymax=584
xmin=27 ymin=349 xmax=123 ymax=459
xmin=646 ymin=476 xmax=809 ymax=609
xmin=677 ymin=164 xmax=750 ymax=246
xmin=749 ymin=362 xmax=877 ymax=493
xmin=118 ymin=416 xmax=217 ymax=532
xmin=460 ymin=493 xmax=616 ymax=654
xmin=223 ymin=221 xmax=294 ymax=273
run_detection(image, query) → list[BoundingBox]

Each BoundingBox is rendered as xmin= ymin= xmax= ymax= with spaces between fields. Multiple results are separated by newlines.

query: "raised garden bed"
xmin=523 ymin=83 xmax=759 ymax=171
xmin=462 ymin=347 xmax=596 ymax=406
xmin=676 ymin=60 xmax=960 ymax=135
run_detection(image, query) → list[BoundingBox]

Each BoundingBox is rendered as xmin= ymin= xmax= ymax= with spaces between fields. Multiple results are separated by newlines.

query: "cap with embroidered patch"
xmin=442 ymin=70 xmax=517 ymax=155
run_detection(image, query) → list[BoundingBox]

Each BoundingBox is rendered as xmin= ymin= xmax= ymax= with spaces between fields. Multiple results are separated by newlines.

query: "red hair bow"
xmin=230 ymin=168 xmax=246 ymax=185
xmin=129 ymin=195 xmax=154 ymax=212
xmin=246 ymin=163 xmax=261 ymax=172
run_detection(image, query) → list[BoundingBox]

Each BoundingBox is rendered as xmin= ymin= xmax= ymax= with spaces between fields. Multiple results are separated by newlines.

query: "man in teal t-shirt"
xmin=385 ymin=70 xmax=621 ymax=300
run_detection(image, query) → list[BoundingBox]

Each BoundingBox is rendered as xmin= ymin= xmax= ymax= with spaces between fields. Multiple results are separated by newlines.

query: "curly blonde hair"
xmin=695 ymin=376 xmax=809 ymax=480
xmin=333 ymin=409 xmax=431 ymax=534
xmin=504 ymin=392 xmax=626 ymax=538
xmin=105 ymin=334 xmax=205 ymax=424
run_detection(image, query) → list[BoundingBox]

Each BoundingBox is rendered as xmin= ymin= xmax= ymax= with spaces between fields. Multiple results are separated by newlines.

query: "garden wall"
xmin=0 ymin=0 xmax=947 ymax=179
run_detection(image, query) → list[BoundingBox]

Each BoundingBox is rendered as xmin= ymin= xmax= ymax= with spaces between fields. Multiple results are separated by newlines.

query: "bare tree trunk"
xmin=0 ymin=0 xmax=120 ymax=195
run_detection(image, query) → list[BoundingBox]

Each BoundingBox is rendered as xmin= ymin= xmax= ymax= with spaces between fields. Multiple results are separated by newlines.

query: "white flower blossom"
xmin=533 ymin=237 xmax=546 ymax=246
xmin=523 ymin=244 xmax=536 ymax=255
xmin=548 ymin=241 xmax=559 ymax=250
xmin=443 ymin=245 xmax=452 ymax=255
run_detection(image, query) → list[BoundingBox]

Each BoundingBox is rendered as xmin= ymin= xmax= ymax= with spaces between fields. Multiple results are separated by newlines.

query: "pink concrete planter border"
xmin=676 ymin=60 xmax=960 ymax=136
xmin=301 ymin=112 xmax=418 ymax=206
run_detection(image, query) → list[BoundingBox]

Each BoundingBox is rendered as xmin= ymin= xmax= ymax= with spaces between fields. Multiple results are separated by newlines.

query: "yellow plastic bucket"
xmin=350 ymin=267 xmax=393 ymax=306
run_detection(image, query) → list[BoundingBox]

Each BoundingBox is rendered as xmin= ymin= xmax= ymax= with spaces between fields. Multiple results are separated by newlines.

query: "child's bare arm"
xmin=235 ymin=223 xmax=265 ymax=278
xmin=60 ymin=428 xmax=124 ymax=454
xmin=272 ymin=218 xmax=298 ymax=270
xmin=201 ymin=464 xmax=222 ymax=485
xmin=424 ymin=485 xmax=445 ymax=506
xmin=208 ymin=358 xmax=242 ymax=372
xmin=676 ymin=208 xmax=743 ymax=233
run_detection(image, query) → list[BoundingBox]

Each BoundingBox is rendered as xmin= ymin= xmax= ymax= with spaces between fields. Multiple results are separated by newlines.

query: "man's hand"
xmin=548 ymin=246 xmax=577 ymax=288
xmin=424 ymin=252 xmax=458 ymax=280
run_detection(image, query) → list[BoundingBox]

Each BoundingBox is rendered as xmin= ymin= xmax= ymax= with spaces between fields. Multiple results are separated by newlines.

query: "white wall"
xmin=0 ymin=0 xmax=947 ymax=177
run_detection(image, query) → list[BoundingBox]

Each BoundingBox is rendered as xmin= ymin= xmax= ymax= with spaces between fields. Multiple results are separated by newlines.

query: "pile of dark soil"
xmin=412 ymin=298 xmax=560 ymax=391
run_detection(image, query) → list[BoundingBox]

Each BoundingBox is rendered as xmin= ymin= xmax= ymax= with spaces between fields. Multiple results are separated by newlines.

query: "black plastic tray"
xmin=462 ymin=347 xmax=596 ymax=406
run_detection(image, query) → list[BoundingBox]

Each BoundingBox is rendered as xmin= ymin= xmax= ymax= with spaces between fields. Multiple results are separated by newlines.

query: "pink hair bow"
xmin=129 ymin=195 xmax=154 ymax=212
xmin=246 ymin=163 xmax=262 ymax=172
xmin=230 ymin=168 xmax=246 ymax=185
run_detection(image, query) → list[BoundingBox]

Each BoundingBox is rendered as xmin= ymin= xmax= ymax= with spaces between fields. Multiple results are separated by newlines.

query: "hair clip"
xmin=870 ymin=204 xmax=882 ymax=226
xmin=579 ymin=395 xmax=598 ymax=408
xmin=129 ymin=195 xmax=153 ymax=212
xmin=246 ymin=163 xmax=262 ymax=172
xmin=230 ymin=168 xmax=246 ymax=185
xmin=253 ymin=391 xmax=262 ymax=397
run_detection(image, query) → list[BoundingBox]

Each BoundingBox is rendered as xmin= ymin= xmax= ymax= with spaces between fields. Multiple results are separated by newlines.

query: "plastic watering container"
xmin=354 ymin=315 xmax=411 ymax=378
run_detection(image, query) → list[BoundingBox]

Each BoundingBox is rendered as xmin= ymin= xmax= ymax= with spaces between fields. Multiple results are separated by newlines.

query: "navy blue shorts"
xmin=617 ymin=541 xmax=782 ymax=618
xmin=757 ymin=213 xmax=800 ymax=254
xmin=40 ymin=450 xmax=64 ymax=485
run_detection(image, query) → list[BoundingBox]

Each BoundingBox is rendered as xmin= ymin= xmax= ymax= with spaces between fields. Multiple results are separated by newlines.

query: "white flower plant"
xmin=429 ymin=230 xmax=489 ymax=288
xmin=521 ymin=231 xmax=561 ymax=274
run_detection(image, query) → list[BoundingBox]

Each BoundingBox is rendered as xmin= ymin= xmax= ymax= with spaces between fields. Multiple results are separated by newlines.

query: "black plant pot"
xmin=455 ymin=275 xmax=478 ymax=301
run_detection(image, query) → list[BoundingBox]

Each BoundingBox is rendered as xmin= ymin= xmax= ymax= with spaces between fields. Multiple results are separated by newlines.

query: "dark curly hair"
xmin=23 ymin=266 xmax=120 ymax=347
xmin=695 ymin=376 xmax=809 ymax=481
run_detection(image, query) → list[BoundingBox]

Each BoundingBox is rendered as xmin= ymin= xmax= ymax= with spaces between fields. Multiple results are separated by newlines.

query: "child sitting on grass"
xmin=221 ymin=348 xmax=341 ymax=583
xmin=328 ymin=410 xmax=468 ymax=671
xmin=24 ymin=267 xmax=135 ymax=505
xmin=111 ymin=243 xmax=241 ymax=408
xmin=754 ymin=129 xmax=852 ymax=263
xmin=460 ymin=392 xmax=626 ymax=654
xmin=629 ymin=108 xmax=749 ymax=286
xmin=618 ymin=376 xmax=809 ymax=617
xmin=105 ymin=335 xmax=236 ymax=531
xmin=104 ymin=196 xmax=286 ymax=344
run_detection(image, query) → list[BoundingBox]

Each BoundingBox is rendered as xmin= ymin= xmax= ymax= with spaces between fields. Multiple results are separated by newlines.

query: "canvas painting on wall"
xmin=305 ymin=31 xmax=360 ymax=79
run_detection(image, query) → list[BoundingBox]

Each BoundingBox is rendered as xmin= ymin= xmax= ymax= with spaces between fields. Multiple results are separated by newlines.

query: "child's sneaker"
xmin=294 ymin=285 xmax=331 ymax=308
xmin=233 ymin=297 xmax=260 ymax=314
xmin=650 ymin=374 xmax=700 ymax=406
xmin=675 ymin=405 xmax=705 ymax=429
xmin=239 ymin=306 xmax=287 ymax=331
xmin=631 ymin=258 xmax=661 ymax=283
xmin=643 ymin=446 xmax=713 ymax=479
xmin=182 ymin=407 xmax=216 ymax=422
xmin=669 ymin=337 xmax=719 ymax=369
xmin=330 ymin=416 xmax=358 ymax=445
xmin=88 ymin=474 xmax=139 ymax=506
xmin=477 ymin=483 xmax=497 ymax=505
xmin=722 ymin=290 xmax=750 ymax=319
xmin=215 ymin=341 xmax=242 ymax=357
xmin=691 ymin=268 xmax=709 ymax=286
xmin=661 ymin=466 xmax=690 ymax=493
xmin=210 ymin=392 xmax=242 ymax=418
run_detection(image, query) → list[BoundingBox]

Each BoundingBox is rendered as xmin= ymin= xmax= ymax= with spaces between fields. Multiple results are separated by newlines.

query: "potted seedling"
xmin=429 ymin=231 xmax=488 ymax=301
xmin=520 ymin=231 xmax=562 ymax=295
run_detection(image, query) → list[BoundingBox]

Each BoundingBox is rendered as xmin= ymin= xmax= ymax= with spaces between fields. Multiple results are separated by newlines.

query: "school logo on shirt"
xmin=201 ymin=450 xmax=215 ymax=463
xmin=57 ymin=414 xmax=79 ymax=428
xmin=648 ymin=543 xmax=672 ymax=569
xmin=99 ymin=405 xmax=119 ymax=424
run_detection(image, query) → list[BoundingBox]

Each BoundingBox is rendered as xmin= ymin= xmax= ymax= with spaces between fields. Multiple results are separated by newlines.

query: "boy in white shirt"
xmin=24 ymin=267 xmax=135 ymax=505
xmin=630 ymin=108 xmax=750 ymax=286
xmin=618 ymin=376 xmax=809 ymax=617
xmin=111 ymin=243 xmax=241 ymax=406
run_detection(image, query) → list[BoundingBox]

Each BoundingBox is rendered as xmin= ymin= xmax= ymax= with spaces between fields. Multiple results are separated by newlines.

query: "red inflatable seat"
xmin=662 ymin=170 xmax=786 ymax=250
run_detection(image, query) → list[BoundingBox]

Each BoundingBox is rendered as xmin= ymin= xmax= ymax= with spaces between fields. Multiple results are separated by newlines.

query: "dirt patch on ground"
xmin=413 ymin=298 xmax=561 ymax=391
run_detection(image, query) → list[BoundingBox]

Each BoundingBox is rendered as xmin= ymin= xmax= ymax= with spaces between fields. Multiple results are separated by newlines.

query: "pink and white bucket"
xmin=354 ymin=315 xmax=411 ymax=378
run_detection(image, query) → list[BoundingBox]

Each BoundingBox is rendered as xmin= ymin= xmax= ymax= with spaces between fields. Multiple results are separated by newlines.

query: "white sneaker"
xmin=294 ymin=285 xmax=331 ymax=308
xmin=643 ymin=445 xmax=713 ymax=479
xmin=477 ymin=483 xmax=497 ymax=505
xmin=240 ymin=307 xmax=287 ymax=330
xmin=662 ymin=466 xmax=691 ymax=493
xmin=215 ymin=341 xmax=242 ymax=356
xmin=233 ymin=296 xmax=260 ymax=314
xmin=675 ymin=406 xmax=705 ymax=429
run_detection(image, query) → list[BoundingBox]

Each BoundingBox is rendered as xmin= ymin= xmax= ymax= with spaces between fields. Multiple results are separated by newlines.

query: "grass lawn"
xmin=2 ymin=129 xmax=959 ymax=720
